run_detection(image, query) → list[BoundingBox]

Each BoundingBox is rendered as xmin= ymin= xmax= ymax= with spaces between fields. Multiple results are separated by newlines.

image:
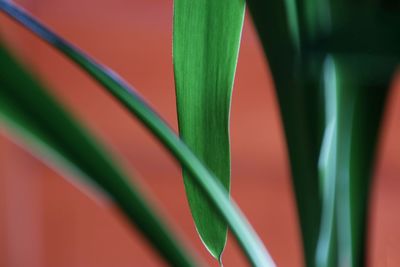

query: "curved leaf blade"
xmin=0 ymin=2 xmax=275 ymax=266
xmin=173 ymin=0 xmax=245 ymax=260
xmin=0 ymin=43 xmax=197 ymax=267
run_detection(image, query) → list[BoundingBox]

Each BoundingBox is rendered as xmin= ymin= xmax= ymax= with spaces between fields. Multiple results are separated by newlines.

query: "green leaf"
xmin=246 ymin=1 xmax=324 ymax=266
xmin=173 ymin=0 xmax=245 ymax=260
xmin=290 ymin=3 xmax=399 ymax=267
xmin=332 ymin=54 xmax=395 ymax=267
xmin=0 ymin=2 xmax=275 ymax=266
xmin=315 ymin=57 xmax=338 ymax=267
xmin=0 ymin=43 xmax=197 ymax=267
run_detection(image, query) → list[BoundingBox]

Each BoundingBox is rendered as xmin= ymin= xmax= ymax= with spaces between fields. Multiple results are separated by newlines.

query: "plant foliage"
xmin=173 ymin=0 xmax=245 ymax=261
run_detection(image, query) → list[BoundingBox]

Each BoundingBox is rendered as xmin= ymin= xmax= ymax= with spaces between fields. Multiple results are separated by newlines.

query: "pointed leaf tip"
xmin=173 ymin=0 xmax=245 ymax=260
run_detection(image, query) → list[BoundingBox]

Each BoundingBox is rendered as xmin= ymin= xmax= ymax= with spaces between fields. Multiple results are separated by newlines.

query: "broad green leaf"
xmin=246 ymin=1 xmax=324 ymax=266
xmin=173 ymin=0 xmax=245 ymax=260
xmin=0 ymin=43 xmax=197 ymax=267
xmin=0 ymin=2 xmax=275 ymax=266
xmin=332 ymin=55 xmax=396 ymax=267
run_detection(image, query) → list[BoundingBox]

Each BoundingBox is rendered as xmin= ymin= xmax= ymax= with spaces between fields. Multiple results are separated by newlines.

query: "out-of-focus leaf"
xmin=308 ymin=14 xmax=400 ymax=57
xmin=332 ymin=54 xmax=396 ymax=267
xmin=315 ymin=57 xmax=338 ymax=267
xmin=246 ymin=1 xmax=324 ymax=266
xmin=0 ymin=2 xmax=275 ymax=266
xmin=246 ymin=2 xmax=399 ymax=267
xmin=173 ymin=0 xmax=245 ymax=261
xmin=298 ymin=2 xmax=399 ymax=267
xmin=0 ymin=43 xmax=197 ymax=267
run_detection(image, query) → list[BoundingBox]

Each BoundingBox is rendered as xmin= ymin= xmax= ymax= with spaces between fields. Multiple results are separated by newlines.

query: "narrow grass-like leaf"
xmin=0 ymin=2 xmax=275 ymax=266
xmin=173 ymin=0 xmax=245 ymax=261
xmin=246 ymin=1 xmax=324 ymax=266
xmin=0 ymin=43 xmax=197 ymax=267
xmin=332 ymin=55 xmax=396 ymax=267
xmin=315 ymin=57 xmax=338 ymax=267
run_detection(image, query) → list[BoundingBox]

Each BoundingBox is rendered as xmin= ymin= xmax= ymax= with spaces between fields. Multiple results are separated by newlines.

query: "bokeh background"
xmin=0 ymin=1 xmax=399 ymax=266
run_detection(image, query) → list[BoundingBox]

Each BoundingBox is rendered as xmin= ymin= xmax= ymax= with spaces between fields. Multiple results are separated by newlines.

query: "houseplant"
xmin=0 ymin=0 xmax=398 ymax=266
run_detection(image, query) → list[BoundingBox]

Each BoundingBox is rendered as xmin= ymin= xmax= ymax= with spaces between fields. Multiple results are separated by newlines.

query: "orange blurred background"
xmin=0 ymin=1 xmax=399 ymax=266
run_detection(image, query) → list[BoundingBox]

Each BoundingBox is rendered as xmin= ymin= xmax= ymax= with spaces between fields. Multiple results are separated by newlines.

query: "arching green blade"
xmin=0 ymin=43 xmax=197 ymax=267
xmin=173 ymin=0 xmax=245 ymax=261
xmin=0 ymin=2 xmax=275 ymax=266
